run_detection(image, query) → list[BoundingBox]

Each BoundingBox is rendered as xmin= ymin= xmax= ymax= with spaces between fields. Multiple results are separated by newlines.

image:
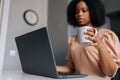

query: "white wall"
xmin=0 ymin=0 xmax=48 ymax=71
xmin=0 ymin=0 xmax=10 ymax=72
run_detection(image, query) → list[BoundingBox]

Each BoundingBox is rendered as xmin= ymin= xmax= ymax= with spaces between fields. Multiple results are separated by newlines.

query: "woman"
xmin=57 ymin=0 xmax=120 ymax=79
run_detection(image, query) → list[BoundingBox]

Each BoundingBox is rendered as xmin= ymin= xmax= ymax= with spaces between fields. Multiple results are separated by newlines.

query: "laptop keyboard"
xmin=58 ymin=72 xmax=87 ymax=78
xmin=58 ymin=72 xmax=79 ymax=75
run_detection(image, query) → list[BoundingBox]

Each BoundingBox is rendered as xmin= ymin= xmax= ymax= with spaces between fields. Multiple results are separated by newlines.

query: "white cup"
xmin=78 ymin=26 xmax=97 ymax=46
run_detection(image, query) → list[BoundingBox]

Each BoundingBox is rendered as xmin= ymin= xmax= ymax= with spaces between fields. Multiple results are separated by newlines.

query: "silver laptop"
xmin=15 ymin=27 xmax=87 ymax=78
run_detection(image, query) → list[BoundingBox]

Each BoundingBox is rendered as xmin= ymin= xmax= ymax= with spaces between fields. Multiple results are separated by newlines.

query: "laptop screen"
xmin=15 ymin=27 xmax=58 ymax=78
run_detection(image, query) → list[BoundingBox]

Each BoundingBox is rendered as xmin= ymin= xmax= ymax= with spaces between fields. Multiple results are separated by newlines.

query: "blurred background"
xmin=0 ymin=0 xmax=120 ymax=72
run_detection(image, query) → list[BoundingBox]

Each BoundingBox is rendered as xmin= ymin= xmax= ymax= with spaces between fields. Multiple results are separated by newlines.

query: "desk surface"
xmin=0 ymin=70 xmax=109 ymax=80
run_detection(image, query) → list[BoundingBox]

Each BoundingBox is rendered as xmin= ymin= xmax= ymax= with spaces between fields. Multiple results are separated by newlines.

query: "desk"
xmin=0 ymin=71 xmax=109 ymax=80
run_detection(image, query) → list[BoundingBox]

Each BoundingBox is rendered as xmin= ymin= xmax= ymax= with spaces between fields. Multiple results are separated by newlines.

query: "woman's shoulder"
xmin=99 ymin=28 xmax=114 ymax=33
xmin=99 ymin=28 xmax=116 ymax=36
xmin=99 ymin=28 xmax=119 ymax=42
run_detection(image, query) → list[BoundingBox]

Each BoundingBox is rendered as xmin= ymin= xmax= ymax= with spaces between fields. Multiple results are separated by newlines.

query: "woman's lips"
xmin=77 ymin=18 xmax=84 ymax=22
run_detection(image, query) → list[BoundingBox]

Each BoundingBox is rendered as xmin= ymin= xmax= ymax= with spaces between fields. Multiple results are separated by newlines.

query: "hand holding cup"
xmin=78 ymin=26 xmax=97 ymax=46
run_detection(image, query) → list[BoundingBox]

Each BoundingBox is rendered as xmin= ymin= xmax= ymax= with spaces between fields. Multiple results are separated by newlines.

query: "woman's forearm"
xmin=98 ymin=44 xmax=117 ymax=77
xmin=56 ymin=65 xmax=72 ymax=73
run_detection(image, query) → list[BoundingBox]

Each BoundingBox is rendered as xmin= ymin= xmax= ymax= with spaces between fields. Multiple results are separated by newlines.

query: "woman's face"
xmin=75 ymin=1 xmax=91 ymax=26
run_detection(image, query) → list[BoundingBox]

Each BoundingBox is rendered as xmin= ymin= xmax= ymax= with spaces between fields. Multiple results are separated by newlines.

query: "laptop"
xmin=15 ymin=27 xmax=87 ymax=78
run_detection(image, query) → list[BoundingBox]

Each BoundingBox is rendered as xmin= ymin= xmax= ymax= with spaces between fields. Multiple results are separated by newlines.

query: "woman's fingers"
xmin=84 ymin=28 xmax=95 ymax=36
xmin=86 ymin=34 xmax=104 ymax=47
xmin=86 ymin=36 xmax=97 ymax=42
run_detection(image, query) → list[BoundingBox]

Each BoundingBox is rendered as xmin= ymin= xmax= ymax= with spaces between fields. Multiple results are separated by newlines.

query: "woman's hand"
xmin=85 ymin=28 xmax=104 ymax=49
xmin=56 ymin=65 xmax=72 ymax=73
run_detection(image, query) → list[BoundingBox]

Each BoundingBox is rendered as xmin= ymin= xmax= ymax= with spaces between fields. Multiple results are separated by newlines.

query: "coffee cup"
xmin=78 ymin=26 xmax=97 ymax=46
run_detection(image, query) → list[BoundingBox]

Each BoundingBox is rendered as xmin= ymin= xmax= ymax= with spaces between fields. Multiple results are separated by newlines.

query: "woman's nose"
xmin=77 ymin=11 xmax=83 ymax=16
xmin=78 ymin=10 xmax=84 ymax=16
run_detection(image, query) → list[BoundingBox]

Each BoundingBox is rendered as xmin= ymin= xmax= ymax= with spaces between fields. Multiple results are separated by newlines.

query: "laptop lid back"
xmin=15 ymin=27 xmax=58 ymax=78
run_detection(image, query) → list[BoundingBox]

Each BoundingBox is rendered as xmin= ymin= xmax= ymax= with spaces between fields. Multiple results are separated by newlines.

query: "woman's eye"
xmin=82 ymin=9 xmax=88 ymax=13
xmin=75 ymin=9 xmax=88 ymax=14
